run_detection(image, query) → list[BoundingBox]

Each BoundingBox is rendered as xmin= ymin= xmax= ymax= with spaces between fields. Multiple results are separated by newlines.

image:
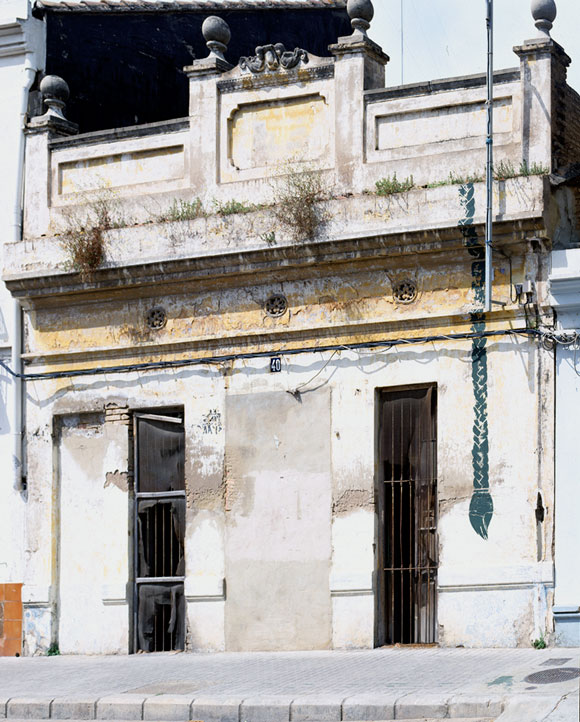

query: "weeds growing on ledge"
xmin=157 ymin=198 xmax=205 ymax=222
xmin=60 ymin=195 xmax=119 ymax=278
xmin=518 ymin=160 xmax=549 ymax=176
xmin=493 ymin=160 xmax=518 ymax=181
xmin=426 ymin=171 xmax=485 ymax=188
xmin=424 ymin=160 xmax=549 ymax=189
xmin=494 ymin=159 xmax=548 ymax=180
xmin=213 ymin=199 xmax=261 ymax=216
xmin=375 ymin=173 xmax=415 ymax=195
xmin=271 ymin=164 xmax=329 ymax=242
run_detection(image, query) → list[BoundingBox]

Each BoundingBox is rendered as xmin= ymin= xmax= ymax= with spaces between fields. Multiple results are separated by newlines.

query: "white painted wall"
xmin=19 ymin=333 xmax=553 ymax=653
xmin=0 ymin=0 xmax=44 ymax=589
xmin=550 ymin=248 xmax=580 ymax=646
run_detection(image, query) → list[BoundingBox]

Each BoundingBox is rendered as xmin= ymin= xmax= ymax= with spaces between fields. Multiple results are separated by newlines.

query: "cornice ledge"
xmin=0 ymin=19 xmax=27 ymax=57
xmin=549 ymin=274 xmax=580 ymax=309
xmin=6 ymin=217 xmax=541 ymax=301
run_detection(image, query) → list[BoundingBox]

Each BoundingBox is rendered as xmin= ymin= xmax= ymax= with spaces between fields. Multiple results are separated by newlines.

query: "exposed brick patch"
xmin=105 ymin=403 xmax=131 ymax=425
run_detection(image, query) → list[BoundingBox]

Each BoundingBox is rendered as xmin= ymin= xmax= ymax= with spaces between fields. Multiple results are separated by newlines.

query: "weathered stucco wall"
xmin=9 ymin=7 xmax=574 ymax=655
xmin=18 ymin=325 xmax=553 ymax=654
xmin=12 ymin=158 xmax=559 ymax=654
xmin=225 ymin=390 xmax=332 ymax=651
xmin=57 ymin=412 xmax=129 ymax=654
xmin=0 ymin=0 xmax=45 ymax=656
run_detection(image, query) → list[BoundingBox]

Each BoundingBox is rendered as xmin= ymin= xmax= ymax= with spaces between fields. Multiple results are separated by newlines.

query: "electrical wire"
xmin=288 ymin=349 xmax=340 ymax=396
xmin=0 ymin=327 xmax=548 ymax=383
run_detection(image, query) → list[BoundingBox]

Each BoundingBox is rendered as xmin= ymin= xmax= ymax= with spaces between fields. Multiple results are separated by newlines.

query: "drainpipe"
xmin=484 ymin=0 xmax=493 ymax=313
xmin=10 ymin=59 xmax=36 ymax=491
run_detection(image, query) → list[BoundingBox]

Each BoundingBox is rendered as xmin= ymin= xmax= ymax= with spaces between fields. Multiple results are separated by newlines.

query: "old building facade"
xmin=0 ymin=0 xmax=45 ymax=657
xmin=3 ymin=0 xmax=580 ymax=654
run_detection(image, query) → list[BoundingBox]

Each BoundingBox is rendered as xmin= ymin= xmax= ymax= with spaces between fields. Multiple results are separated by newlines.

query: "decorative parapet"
xmin=239 ymin=44 xmax=309 ymax=73
xmin=531 ymin=0 xmax=557 ymax=39
xmin=17 ymin=1 xmax=565 ymax=257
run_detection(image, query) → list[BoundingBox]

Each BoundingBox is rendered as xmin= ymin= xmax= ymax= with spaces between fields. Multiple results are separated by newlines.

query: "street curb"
xmin=0 ymin=693 xmax=511 ymax=720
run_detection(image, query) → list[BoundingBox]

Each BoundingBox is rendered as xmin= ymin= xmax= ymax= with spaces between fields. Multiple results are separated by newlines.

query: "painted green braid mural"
xmin=458 ymin=184 xmax=493 ymax=540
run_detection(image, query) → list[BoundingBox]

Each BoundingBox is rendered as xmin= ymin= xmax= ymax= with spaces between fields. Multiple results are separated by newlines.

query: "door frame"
xmin=374 ymin=384 xmax=438 ymax=647
xmin=131 ymin=408 xmax=185 ymax=653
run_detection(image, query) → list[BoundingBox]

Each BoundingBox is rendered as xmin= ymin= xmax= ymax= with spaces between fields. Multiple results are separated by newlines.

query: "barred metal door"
xmin=133 ymin=412 xmax=185 ymax=653
xmin=377 ymin=387 xmax=438 ymax=645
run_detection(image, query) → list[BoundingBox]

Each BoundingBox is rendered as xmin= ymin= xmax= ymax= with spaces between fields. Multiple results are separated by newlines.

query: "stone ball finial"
xmin=202 ymin=16 xmax=231 ymax=62
xmin=347 ymin=0 xmax=374 ymax=38
xmin=531 ymin=0 xmax=557 ymax=39
xmin=40 ymin=74 xmax=70 ymax=104
xmin=39 ymin=74 xmax=70 ymax=121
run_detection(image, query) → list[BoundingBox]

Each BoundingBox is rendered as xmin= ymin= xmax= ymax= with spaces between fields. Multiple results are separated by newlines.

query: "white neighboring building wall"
xmin=549 ymin=248 xmax=580 ymax=646
xmin=0 ymin=0 xmax=44 ymax=586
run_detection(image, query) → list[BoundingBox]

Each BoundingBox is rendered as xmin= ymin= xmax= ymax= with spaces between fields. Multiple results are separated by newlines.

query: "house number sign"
xmin=270 ymin=357 xmax=282 ymax=373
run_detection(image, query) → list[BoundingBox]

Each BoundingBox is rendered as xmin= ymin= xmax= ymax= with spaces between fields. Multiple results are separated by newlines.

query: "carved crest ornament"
xmin=239 ymin=44 xmax=309 ymax=73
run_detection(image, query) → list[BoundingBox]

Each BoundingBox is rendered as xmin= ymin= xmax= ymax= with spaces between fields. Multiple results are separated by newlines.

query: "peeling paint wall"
xmin=9 ymin=15 xmax=570 ymax=654
xmin=13 ymin=185 xmax=557 ymax=653
xmin=0 ymin=0 xmax=44 ymax=648
xmin=57 ymin=411 xmax=129 ymax=654
xmin=15 ymin=322 xmax=554 ymax=652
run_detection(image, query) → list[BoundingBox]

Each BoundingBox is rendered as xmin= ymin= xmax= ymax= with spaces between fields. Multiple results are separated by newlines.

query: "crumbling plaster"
xmin=9 ymin=8 xmax=571 ymax=653
xmin=17 ymin=313 xmax=555 ymax=653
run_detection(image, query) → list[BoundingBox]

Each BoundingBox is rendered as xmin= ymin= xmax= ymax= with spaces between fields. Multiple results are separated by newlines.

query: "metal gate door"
xmin=377 ymin=387 xmax=437 ymax=645
xmin=133 ymin=412 xmax=185 ymax=652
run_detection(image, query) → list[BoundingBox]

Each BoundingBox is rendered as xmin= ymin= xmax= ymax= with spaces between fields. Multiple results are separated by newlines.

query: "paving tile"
xmin=4 ymin=587 xmax=21 ymax=604
xmin=2 ymin=622 xmax=22 ymax=640
xmin=0 ymin=639 xmax=21 ymax=658
xmin=0 ymin=647 xmax=578 ymax=720
xmin=2 ymin=604 xmax=21 ymax=623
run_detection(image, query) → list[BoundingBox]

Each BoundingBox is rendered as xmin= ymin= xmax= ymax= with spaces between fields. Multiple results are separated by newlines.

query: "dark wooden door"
xmin=376 ymin=387 xmax=438 ymax=645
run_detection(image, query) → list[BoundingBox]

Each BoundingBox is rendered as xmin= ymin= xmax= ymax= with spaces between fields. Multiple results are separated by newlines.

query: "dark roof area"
xmin=43 ymin=4 xmax=350 ymax=132
xmin=35 ymin=0 xmax=344 ymax=12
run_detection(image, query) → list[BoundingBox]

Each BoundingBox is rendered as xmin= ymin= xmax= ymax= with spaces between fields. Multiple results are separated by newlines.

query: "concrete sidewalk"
xmin=0 ymin=648 xmax=578 ymax=721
